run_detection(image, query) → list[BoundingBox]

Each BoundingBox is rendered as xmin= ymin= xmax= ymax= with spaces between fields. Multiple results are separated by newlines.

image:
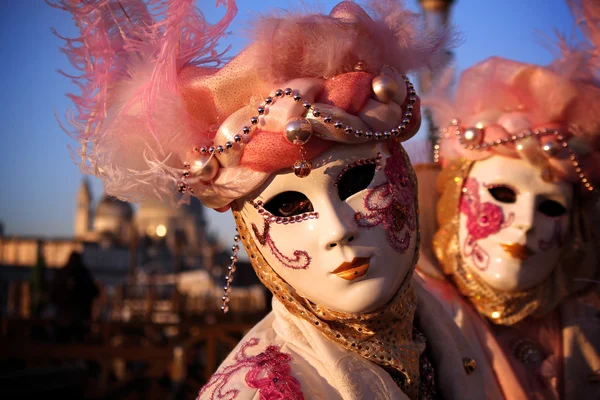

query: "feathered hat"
xmin=51 ymin=0 xmax=452 ymax=211
xmin=426 ymin=0 xmax=600 ymax=199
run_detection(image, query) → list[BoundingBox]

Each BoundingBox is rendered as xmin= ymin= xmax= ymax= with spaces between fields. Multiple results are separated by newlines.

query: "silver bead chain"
xmin=191 ymin=75 xmax=417 ymax=156
xmin=178 ymin=76 xmax=417 ymax=194
xmin=449 ymin=119 xmax=595 ymax=193
xmin=221 ymin=233 xmax=241 ymax=313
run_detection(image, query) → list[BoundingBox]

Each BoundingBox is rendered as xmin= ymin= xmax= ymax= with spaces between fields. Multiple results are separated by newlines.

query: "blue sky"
xmin=0 ymin=0 xmax=577 ymax=245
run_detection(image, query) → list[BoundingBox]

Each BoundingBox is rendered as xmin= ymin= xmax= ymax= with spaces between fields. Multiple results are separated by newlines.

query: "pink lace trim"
xmin=252 ymin=220 xmax=311 ymax=269
xmin=460 ymin=177 xmax=507 ymax=270
xmin=354 ymin=143 xmax=416 ymax=253
xmin=198 ymin=338 xmax=304 ymax=400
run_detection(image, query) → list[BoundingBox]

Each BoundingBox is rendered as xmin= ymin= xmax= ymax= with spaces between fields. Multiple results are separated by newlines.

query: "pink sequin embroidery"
xmin=198 ymin=338 xmax=304 ymax=400
xmin=460 ymin=177 xmax=507 ymax=270
xmin=252 ymin=220 xmax=311 ymax=269
xmin=354 ymin=143 xmax=416 ymax=253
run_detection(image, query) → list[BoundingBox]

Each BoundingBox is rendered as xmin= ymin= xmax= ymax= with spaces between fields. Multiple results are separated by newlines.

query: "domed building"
xmin=94 ymin=195 xmax=134 ymax=246
xmin=72 ymin=179 xmax=226 ymax=279
xmin=136 ymin=196 xmax=205 ymax=252
xmin=0 ymin=179 xmax=266 ymax=317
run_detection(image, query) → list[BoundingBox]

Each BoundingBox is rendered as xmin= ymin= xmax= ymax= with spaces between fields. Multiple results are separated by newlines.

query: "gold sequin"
xmin=462 ymin=357 xmax=477 ymax=374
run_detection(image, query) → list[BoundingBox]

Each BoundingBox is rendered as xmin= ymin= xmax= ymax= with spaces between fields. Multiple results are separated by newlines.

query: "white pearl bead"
xmin=463 ymin=127 xmax=483 ymax=144
xmin=542 ymin=140 xmax=560 ymax=157
xmin=371 ymin=74 xmax=398 ymax=104
xmin=189 ymin=155 xmax=219 ymax=182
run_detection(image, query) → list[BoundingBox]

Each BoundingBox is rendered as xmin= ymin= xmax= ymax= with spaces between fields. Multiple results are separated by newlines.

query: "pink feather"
xmin=50 ymin=0 xmax=237 ymax=204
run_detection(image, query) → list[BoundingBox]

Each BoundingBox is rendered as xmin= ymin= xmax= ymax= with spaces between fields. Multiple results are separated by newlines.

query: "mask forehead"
xmin=472 ymin=157 xmax=572 ymax=202
xmin=255 ymin=142 xmax=388 ymax=203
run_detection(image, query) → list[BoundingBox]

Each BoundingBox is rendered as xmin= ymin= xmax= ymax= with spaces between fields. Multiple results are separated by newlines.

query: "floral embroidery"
xmin=459 ymin=177 xmax=509 ymax=270
xmin=198 ymin=338 xmax=304 ymax=400
xmin=252 ymin=220 xmax=311 ymax=269
xmin=354 ymin=143 xmax=415 ymax=253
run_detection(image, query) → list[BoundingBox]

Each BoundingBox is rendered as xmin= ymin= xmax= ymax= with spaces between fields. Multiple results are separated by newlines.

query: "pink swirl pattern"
xmin=460 ymin=178 xmax=506 ymax=270
xmin=354 ymin=143 xmax=416 ymax=253
xmin=252 ymin=221 xmax=311 ymax=270
xmin=198 ymin=337 xmax=304 ymax=400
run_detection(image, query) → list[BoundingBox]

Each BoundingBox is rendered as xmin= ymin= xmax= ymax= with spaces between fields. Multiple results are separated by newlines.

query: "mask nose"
xmin=512 ymin=195 xmax=535 ymax=233
xmin=326 ymin=231 xmax=359 ymax=249
xmin=320 ymin=203 xmax=360 ymax=250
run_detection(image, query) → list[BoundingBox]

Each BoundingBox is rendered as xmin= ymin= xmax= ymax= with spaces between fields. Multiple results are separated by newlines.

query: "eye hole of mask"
xmin=538 ymin=199 xmax=567 ymax=217
xmin=263 ymin=191 xmax=314 ymax=217
xmin=337 ymin=164 xmax=377 ymax=201
xmin=487 ymin=185 xmax=517 ymax=204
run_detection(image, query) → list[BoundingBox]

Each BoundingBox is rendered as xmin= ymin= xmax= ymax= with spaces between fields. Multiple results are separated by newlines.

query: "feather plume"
xmin=50 ymin=0 xmax=237 ymax=203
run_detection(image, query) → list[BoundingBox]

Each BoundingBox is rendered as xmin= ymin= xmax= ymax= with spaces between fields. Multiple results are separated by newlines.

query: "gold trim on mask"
xmin=432 ymin=159 xmax=599 ymax=326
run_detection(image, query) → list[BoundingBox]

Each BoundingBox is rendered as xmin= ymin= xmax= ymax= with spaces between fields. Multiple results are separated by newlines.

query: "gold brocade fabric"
xmin=432 ymin=160 xmax=599 ymax=326
xmin=232 ymin=191 xmax=426 ymax=399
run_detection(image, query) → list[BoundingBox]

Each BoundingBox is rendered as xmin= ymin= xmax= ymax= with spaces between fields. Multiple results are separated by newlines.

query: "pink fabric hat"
xmin=425 ymin=0 xmax=600 ymax=198
xmin=52 ymin=0 xmax=453 ymax=210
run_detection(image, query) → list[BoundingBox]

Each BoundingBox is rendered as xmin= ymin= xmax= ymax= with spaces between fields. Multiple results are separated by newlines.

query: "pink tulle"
xmin=425 ymin=54 xmax=600 ymax=193
xmin=248 ymin=0 xmax=455 ymax=84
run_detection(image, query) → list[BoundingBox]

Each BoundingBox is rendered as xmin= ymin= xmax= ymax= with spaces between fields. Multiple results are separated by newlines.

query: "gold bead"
xmin=284 ymin=117 xmax=313 ymax=145
xmin=293 ymin=159 xmax=312 ymax=178
xmin=189 ymin=155 xmax=219 ymax=182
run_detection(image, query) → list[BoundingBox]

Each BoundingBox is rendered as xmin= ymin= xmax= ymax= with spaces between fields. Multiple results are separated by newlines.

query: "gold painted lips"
xmin=332 ymin=257 xmax=371 ymax=280
xmin=500 ymin=243 xmax=535 ymax=260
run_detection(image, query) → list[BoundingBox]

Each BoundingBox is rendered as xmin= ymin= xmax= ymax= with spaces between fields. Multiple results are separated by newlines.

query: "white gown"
xmin=198 ymin=284 xmax=484 ymax=400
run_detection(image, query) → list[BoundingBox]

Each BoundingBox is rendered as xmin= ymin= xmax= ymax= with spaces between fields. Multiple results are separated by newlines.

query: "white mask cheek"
xmin=456 ymin=175 xmax=520 ymax=290
xmin=239 ymin=201 xmax=316 ymax=281
xmin=346 ymin=158 xmax=417 ymax=293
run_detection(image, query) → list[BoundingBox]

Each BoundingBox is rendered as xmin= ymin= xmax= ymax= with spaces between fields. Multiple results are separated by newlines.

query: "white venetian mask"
xmin=458 ymin=156 xmax=573 ymax=291
xmin=237 ymin=141 xmax=418 ymax=314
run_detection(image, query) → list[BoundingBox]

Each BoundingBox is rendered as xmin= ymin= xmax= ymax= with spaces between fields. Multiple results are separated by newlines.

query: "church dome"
xmin=95 ymin=196 xmax=133 ymax=220
xmin=137 ymin=196 xmax=204 ymax=221
xmin=136 ymin=197 xmax=205 ymax=246
xmin=94 ymin=195 xmax=134 ymax=241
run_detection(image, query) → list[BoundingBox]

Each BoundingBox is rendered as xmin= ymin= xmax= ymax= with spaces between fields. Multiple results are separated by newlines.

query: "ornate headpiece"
xmin=52 ymin=0 xmax=451 ymax=210
xmin=424 ymin=0 xmax=600 ymax=324
xmin=427 ymin=0 xmax=600 ymax=197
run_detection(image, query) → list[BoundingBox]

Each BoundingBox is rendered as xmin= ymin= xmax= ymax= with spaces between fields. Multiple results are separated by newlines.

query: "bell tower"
xmin=74 ymin=178 xmax=92 ymax=239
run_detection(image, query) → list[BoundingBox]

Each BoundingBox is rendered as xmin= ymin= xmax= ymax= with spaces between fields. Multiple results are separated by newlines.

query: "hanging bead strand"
xmin=221 ymin=233 xmax=241 ymax=313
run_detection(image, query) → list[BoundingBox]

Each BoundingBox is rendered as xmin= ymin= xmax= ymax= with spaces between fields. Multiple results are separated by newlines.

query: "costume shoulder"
xmin=197 ymin=312 xmax=306 ymax=400
xmin=561 ymin=298 xmax=600 ymax=399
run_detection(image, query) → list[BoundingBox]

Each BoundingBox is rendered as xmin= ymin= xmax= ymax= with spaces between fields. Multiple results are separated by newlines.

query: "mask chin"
xmin=457 ymin=156 xmax=572 ymax=292
xmin=235 ymin=141 xmax=418 ymax=314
